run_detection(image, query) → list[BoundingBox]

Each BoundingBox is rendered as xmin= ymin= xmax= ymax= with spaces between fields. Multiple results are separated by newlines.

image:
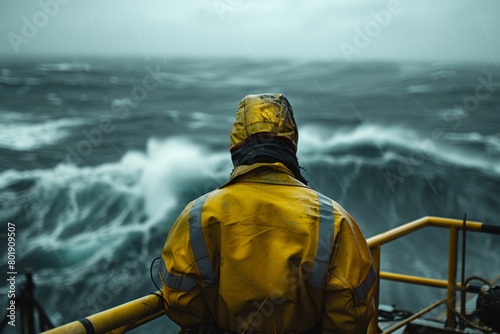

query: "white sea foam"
xmin=0 ymin=118 xmax=83 ymax=151
xmin=111 ymin=97 xmax=135 ymax=108
xmin=299 ymin=124 xmax=500 ymax=175
xmin=36 ymin=62 xmax=92 ymax=72
xmin=299 ymin=123 xmax=414 ymax=155
xmin=187 ymin=111 xmax=232 ymax=130
xmin=444 ymin=132 xmax=500 ymax=153
xmin=137 ymin=137 xmax=230 ymax=223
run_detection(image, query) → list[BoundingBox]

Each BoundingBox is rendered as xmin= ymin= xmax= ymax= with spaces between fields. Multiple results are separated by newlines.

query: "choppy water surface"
xmin=1 ymin=58 xmax=499 ymax=332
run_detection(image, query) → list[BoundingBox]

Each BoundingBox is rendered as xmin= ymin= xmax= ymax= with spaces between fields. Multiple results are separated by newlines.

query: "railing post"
xmin=445 ymin=227 xmax=458 ymax=329
xmin=368 ymin=245 xmax=381 ymax=334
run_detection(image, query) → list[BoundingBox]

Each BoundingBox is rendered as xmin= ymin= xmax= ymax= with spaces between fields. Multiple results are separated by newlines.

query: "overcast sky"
xmin=0 ymin=0 xmax=499 ymax=63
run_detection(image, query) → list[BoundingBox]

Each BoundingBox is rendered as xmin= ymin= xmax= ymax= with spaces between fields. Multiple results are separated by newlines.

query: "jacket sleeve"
xmin=322 ymin=203 xmax=376 ymax=333
xmin=159 ymin=202 xmax=211 ymax=329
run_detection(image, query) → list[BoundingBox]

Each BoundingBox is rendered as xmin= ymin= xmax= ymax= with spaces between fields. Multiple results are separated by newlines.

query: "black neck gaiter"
xmin=230 ymin=135 xmax=308 ymax=185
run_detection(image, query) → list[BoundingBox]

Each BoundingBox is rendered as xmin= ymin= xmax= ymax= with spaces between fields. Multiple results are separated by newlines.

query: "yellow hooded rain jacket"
xmin=160 ymin=94 xmax=376 ymax=333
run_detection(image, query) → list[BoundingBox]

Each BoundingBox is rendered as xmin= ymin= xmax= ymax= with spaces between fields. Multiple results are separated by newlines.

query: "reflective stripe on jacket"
xmin=160 ymin=162 xmax=376 ymax=333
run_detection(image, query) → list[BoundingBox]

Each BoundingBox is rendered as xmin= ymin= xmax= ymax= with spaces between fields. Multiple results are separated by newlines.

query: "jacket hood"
xmin=229 ymin=93 xmax=298 ymax=152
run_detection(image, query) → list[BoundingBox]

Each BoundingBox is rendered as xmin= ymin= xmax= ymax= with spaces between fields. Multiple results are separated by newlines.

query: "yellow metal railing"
xmin=43 ymin=216 xmax=499 ymax=334
xmin=367 ymin=216 xmax=499 ymax=334
xmin=42 ymin=293 xmax=164 ymax=334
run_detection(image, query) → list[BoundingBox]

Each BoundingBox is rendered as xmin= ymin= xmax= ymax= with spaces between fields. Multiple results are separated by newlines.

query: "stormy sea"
xmin=1 ymin=58 xmax=499 ymax=333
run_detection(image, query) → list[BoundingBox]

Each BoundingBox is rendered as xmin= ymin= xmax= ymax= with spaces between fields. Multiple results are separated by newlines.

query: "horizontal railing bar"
xmin=427 ymin=217 xmax=483 ymax=231
xmin=380 ymin=272 xmax=464 ymax=290
xmin=367 ymin=217 xmax=488 ymax=248
xmin=367 ymin=217 xmax=429 ymax=248
xmin=380 ymin=272 xmax=485 ymax=293
xmin=380 ymin=271 xmax=454 ymax=289
xmin=42 ymin=292 xmax=164 ymax=334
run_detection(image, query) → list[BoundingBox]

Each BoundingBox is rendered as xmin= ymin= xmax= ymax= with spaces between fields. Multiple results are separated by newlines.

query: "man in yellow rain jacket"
xmin=159 ymin=93 xmax=376 ymax=333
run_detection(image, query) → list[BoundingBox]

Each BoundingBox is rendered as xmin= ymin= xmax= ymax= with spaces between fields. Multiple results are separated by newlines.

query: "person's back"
xmin=159 ymin=93 xmax=376 ymax=333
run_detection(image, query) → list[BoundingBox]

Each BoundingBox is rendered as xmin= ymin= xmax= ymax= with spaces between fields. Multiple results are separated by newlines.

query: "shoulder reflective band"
xmin=308 ymin=193 xmax=335 ymax=289
xmin=355 ymin=264 xmax=376 ymax=302
xmin=159 ymin=260 xmax=197 ymax=291
xmin=189 ymin=193 xmax=217 ymax=287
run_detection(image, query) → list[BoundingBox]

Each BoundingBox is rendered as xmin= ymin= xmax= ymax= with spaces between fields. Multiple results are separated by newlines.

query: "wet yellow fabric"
xmin=230 ymin=93 xmax=298 ymax=152
xmin=160 ymin=163 xmax=375 ymax=333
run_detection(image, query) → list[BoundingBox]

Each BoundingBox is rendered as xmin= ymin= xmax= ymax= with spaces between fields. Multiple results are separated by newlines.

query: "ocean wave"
xmin=299 ymin=124 xmax=500 ymax=175
xmin=0 ymin=118 xmax=84 ymax=151
xmin=444 ymin=132 xmax=500 ymax=153
xmin=187 ymin=111 xmax=233 ymax=130
xmin=299 ymin=123 xmax=416 ymax=155
xmin=0 ymin=159 xmax=144 ymax=286
xmin=0 ymin=74 xmax=43 ymax=86
xmin=36 ymin=62 xmax=92 ymax=72
xmin=138 ymin=137 xmax=230 ymax=222
xmin=0 ymin=62 xmax=91 ymax=88
xmin=0 ymin=136 xmax=230 ymax=285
